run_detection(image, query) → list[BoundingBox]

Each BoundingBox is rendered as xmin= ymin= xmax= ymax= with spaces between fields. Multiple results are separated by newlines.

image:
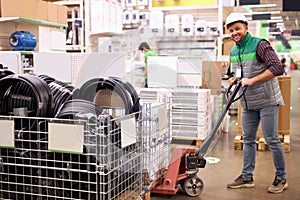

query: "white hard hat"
xmin=225 ymin=13 xmax=248 ymax=28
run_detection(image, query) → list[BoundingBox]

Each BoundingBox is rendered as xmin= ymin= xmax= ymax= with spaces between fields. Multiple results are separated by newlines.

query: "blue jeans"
xmin=241 ymin=105 xmax=286 ymax=179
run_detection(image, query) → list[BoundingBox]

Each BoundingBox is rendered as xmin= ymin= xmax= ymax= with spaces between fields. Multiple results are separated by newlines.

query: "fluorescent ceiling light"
xmin=267 ymin=19 xmax=284 ymax=23
xmin=243 ymin=11 xmax=281 ymax=15
xmin=247 ymin=3 xmax=277 ymax=8
xmin=271 ymin=16 xmax=283 ymax=20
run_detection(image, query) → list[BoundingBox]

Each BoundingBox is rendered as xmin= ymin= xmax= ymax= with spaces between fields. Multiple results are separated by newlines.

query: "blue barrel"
xmin=9 ymin=31 xmax=37 ymax=51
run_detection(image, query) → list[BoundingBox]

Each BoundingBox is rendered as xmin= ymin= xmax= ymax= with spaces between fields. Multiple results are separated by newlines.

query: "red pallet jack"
xmin=151 ymin=81 xmax=246 ymax=197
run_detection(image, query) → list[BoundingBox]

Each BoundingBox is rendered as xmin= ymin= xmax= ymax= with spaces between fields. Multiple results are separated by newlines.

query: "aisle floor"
xmin=151 ymin=70 xmax=300 ymax=200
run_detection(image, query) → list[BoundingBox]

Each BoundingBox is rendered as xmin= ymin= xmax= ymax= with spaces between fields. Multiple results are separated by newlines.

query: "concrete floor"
xmin=151 ymin=70 xmax=300 ymax=200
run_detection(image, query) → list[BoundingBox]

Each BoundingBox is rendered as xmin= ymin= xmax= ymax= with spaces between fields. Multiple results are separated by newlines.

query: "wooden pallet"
xmin=115 ymin=190 xmax=142 ymax=200
xmin=143 ymin=191 xmax=151 ymax=200
xmin=141 ymin=175 xmax=164 ymax=200
xmin=234 ymin=134 xmax=290 ymax=153
xmin=116 ymin=172 xmax=165 ymax=200
xmin=171 ymin=137 xmax=204 ymax=148
xmin=233 ymin=135 xmax=244 ymax=150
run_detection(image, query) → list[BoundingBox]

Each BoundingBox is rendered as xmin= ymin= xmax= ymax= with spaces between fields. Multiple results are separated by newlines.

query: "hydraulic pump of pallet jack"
xmin=186 ymin=154 xmax=206 ymax=170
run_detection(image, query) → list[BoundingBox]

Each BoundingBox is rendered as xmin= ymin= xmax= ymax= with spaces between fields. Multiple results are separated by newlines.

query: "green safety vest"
xmin=230 ymin=33 xmax=284 ymax=109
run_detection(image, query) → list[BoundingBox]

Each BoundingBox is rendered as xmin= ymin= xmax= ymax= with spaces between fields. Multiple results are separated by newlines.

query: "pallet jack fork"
xmin=151 ymin=82 xmax=246 ymax=197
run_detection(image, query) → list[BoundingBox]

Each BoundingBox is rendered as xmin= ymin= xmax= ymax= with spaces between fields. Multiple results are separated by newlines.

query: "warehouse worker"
xmin=138 ymin=42 xmax=157 ymax=87
xmin=225 ymin=12 xmax=287 ymax=194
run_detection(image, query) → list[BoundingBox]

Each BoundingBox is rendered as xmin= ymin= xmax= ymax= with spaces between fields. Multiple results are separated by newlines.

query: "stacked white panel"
xmin=137 ymin=87 xmax=172 ymax=104
xmin=170 ymin=88 xmax=212 ymax=139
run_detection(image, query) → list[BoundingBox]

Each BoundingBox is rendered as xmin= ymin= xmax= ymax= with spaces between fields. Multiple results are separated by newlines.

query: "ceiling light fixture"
xmin=271 ymin=16 xmax=283 ymax=20
xmin=267 ymin=19 xmax=284 ymax=23
xmin=243 ymin=11 xmax=281 ymax=15
xmin=247 ymin=3 xmax=277 ymax=8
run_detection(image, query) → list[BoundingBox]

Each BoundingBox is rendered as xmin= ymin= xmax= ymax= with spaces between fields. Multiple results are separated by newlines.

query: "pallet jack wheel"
xmin=182 ymin=175 xmax=204 ymax=197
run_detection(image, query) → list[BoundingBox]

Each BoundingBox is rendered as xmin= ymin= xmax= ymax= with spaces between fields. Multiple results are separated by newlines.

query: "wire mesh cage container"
xmin=0 ymin=112 xmax=143 ymax=200
xmin=141 ymin=102 xmax=171 ymax=184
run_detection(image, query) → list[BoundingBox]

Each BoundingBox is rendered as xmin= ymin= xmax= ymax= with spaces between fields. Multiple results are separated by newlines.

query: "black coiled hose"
xmin=109 ymin=76 xmax=140 ymax=115
xmin=74 ymin=77 xmax=140 ymax=115
xmin=0 ymin=74 xmax=52 ymax=117
xmin=55 ymin=99 xmax=104 ymax=119
xmin=0 ymin=68 xmax=14 ymax=80
xmin=38 ymin=74 xmax=75 ymax=117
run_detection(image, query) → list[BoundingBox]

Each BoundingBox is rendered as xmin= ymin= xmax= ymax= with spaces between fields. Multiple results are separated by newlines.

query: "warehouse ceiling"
xmin=239 ymin=0 xmax=300 ymax=31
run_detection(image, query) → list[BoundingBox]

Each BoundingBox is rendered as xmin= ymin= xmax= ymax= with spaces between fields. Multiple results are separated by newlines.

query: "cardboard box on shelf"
xmin=57 ymin=4 xmax=67 ymax=24
xmin=37 ymin=0 xmax=48 ymax=21
xmin=1 ymin=0 xmax=67 ymax=23
xmin=1 ymin=0 xmax=38 ymax=19
xmin=47 ymin=2 xmax=58 ymax=23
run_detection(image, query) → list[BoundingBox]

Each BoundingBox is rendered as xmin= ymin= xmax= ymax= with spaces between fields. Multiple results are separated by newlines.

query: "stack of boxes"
xmin=0 ymin=0 xmax=67 ymax=24
xmin=170 ymin=88 xmax=212 ymax=140
xmin=137 ymin=87 xmax=172 ymax=105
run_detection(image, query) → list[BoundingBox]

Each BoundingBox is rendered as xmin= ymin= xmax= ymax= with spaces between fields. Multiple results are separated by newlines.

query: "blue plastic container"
xmin=9 ymin=31 xmax=37 ymax=51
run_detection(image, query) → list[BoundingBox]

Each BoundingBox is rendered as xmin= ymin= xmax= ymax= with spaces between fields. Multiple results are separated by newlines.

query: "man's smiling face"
xmin=227 ymin=22 xmax=248 ymax=44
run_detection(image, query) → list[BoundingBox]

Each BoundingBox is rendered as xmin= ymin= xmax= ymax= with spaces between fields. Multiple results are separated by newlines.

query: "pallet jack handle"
xmin=195 ymin=81 xmax=247 ymax=159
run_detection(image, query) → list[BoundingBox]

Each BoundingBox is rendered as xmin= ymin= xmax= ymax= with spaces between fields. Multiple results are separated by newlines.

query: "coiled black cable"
xmin=0 ymin=68 xmax=14 ymax=80
xmin=55 ymin=99 xmax=104 ymax=119
xmin=38 ymin=74 xmax=75 ymax=117
xmin=38 ymin=74 xmax=56 ymax=84
xmin=109 ymin=76 xmax=140 ymax=115
xmin=49 ymin=82 xmax=73 ymax=116
xmin=74 ymin=77 xmax=133 ymax=115
xmin=0 ymin=74 xmax=52 ymax=117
